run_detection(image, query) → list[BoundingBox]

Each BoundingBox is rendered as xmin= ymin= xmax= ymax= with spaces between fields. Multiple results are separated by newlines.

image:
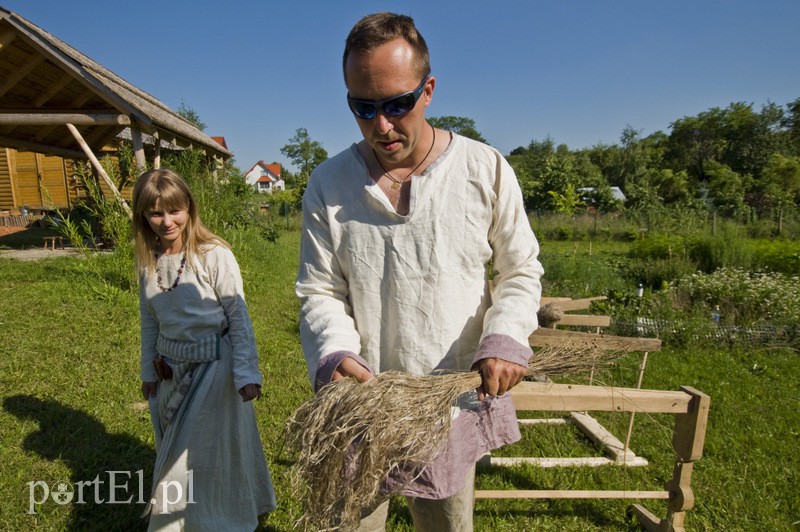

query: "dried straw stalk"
xmin=285 ymin=344 xmax=618 ymax=530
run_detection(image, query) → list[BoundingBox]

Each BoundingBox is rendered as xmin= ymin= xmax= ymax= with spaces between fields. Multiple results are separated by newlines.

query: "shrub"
xmin=686 ymin=233 xmax=753 ymax=273
xmin=628 ymin=234 xmax=685 ymax=261
xmin=750 ymin=239 xmax=800 ymax=274
xmin=621 ymin=257 xmax=697 ymax=289
xmin=671 ymin=267 xmax=800 ymax=327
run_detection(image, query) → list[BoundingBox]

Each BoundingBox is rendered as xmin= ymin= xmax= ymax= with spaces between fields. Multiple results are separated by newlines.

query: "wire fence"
xmin=612 ymin=318 xmax=799 ymax=347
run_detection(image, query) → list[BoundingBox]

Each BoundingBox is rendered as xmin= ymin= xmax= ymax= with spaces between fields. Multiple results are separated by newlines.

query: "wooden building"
xmin=0 ymin=6 xmax=232 ymax=214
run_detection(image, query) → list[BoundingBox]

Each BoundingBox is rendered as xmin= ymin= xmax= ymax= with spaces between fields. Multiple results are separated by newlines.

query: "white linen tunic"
xmin=140 ymin=245 xmax=276 ymax=530
xmin=297 ymin=134 xmax=542 ymax=379
xmin=296 ymin=134 xmax=544 ymax=498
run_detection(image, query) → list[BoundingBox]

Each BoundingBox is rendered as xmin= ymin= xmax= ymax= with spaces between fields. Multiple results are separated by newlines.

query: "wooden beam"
xmin=554 ymin=314 xmax=612 ymax=328
xmin=542 ymin=296 xmax=608 ymax=312
xmin=475 ymin=490 xmax=670 ymax=500
xmin=479 ymin=455 xmax=649 ymax=468
xmin=0 ymin=113 xmax=131 ymax=126
xmin=0 ymin=134 xmax=84 ymax=159
xmin=0 ymin=27 xmax=17 ymax=51
xmin=9 ymin=22 xmax=150 ymax=124
xmin=32 ymin=73 xmax=74 ymax=107
xmin=34 ymin=90 xmax=97 ymax=143
xmin=530 ymin=328 xmax=662 ymax=352
xmin=65 ymin=123 xmax=132 ymax=218
xmin=570 ymin=412 xmax=639 ymax=463
xmin=509 ymin=382 xmax=691 ymax=414
xmin=0 ymin=55 xmax=45 ymax=98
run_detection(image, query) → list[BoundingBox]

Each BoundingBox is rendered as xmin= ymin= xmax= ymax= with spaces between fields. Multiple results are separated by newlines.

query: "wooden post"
xmin=65 ymin=123 xmax=132 ymax=218
xmin=631 ymin=386 xmax=710 ymax=531
xmin=623 ymin=351 xmax=650 ymax=460
xmin=153 ymin=130 xmax=161 ymax=169
xmin=130 ymin=126 xmax=147 ymax=175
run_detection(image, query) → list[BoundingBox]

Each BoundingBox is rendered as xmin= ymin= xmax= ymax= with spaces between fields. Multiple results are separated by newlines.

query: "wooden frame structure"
xmin=0 ymin=7 xmax=232 ymax=213
xmin=501 ymin=296 xmax=663 ymax=467
xmin=475 ymin=381 xmax=711 ymax=531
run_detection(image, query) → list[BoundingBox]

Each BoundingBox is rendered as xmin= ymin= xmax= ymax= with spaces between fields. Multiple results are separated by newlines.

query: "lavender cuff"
xmin=471 ymin=333 xmax=533 ymax=369
xmin=315 ymin=351 xmax=374 ymax=392
xmin=384 ymin=394 xmax=521 ymax=499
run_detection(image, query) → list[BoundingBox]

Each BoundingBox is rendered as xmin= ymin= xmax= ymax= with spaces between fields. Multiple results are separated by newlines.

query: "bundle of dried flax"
xmin=285 ymin=345 xmax=615 ymax=530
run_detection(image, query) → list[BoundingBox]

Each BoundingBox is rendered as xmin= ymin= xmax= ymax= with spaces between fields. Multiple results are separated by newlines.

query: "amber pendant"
xmin=391 ymin=181 xmax=400 ymax=190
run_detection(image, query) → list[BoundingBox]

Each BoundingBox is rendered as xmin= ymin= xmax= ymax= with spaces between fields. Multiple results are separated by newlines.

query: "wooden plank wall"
xmin=0 ymin=148 xmax=15 ymax=211
xmin=0 ymin=147 xmax=139 ymax=211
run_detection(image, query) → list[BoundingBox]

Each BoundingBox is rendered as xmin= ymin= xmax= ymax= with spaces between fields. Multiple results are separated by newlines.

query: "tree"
xmin=705 ymin=161 xmax=749 ymax=218
xmin=177 ymin=100 xmax=206 ymax=131
xmin=427 ymin=116 xmax=487 ymax=143
xmin=280 ymin=128 xmax=328 ymax=195
xmin=548 ymin=184 xmax=582 ymax=216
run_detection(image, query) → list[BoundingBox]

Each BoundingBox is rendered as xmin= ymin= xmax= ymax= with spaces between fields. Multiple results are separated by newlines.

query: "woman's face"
xmin=144 ymin=198 xmax=189 ymax=252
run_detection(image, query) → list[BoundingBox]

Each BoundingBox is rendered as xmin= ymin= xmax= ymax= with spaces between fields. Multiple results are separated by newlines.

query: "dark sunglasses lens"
xmin=383 ymin=94 xmax=416 ymax=117
xmin=350 ymin=100 xmax=377 ymax=119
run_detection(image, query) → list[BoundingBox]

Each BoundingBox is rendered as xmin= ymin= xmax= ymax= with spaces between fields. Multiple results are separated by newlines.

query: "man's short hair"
xmin=343 ymin=12 xmax=431 ymax=86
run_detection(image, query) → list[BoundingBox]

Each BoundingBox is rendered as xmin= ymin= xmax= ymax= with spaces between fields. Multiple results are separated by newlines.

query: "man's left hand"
xmin=474 ymin=358 xmax=527 ymax=400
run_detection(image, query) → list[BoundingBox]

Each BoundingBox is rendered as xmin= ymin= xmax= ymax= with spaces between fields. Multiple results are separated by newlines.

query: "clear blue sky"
xmin=4 ymin=1 xmax=799 ymax=173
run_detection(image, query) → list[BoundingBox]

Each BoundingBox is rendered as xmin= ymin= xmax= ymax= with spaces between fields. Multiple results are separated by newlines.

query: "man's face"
xmin=345 ymin=38 xmax=434 ymax=169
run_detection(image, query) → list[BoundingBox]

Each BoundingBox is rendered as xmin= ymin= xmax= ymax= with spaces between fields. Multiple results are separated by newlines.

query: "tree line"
xmin=277 ymin=98 xmax=800 ymax=223
xmin=508 ymin=98 xmax=800 ymax=222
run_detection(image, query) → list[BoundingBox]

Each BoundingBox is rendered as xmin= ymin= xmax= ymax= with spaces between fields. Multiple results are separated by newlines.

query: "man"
xmin=296 ymin=12 xmax=543 ymax=531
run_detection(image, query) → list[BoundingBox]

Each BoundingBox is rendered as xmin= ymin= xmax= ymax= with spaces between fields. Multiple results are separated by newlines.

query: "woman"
xmin=133 ymin=168 xmax=276 ymax=530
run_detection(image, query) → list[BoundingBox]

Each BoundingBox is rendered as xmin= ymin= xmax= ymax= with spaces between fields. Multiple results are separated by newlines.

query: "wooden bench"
xmin=42 ymin=236 xmax=64 ymax=250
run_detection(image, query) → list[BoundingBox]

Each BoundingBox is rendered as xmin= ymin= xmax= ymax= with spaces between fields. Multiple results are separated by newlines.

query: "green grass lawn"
xmin=0 ymin=231 xmax=798 ymax=531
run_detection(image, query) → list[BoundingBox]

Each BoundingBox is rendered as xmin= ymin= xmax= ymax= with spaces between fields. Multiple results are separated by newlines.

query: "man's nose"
xmin=375 ymin=113 xmax=394 ymax=135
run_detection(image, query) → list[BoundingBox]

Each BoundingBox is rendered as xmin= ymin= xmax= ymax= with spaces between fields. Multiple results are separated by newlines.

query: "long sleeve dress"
xmin=140 ymin=244 xmax=276 ymax=531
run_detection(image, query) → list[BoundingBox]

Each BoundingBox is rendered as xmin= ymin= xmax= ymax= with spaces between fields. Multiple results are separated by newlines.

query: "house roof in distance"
xmin=245 ymin=160 xmax=282 ymax=179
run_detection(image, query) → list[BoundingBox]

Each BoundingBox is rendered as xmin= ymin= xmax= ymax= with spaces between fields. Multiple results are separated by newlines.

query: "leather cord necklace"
xmin=373 ymin=124 xmax=436 ymax=190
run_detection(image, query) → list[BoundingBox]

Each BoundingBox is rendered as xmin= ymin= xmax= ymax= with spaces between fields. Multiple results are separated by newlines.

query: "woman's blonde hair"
xmin=131 ymin=168 xmax=228 ymax=274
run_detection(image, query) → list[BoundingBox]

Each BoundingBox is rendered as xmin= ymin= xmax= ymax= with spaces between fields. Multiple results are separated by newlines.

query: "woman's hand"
xmin=238 ymin=383 xmax=262 ymax=402
xmin=141 ymin=381 xmax=158 ymax=399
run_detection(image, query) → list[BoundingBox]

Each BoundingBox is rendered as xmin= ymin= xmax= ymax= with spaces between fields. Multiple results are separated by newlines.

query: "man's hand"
xmin=474 ymin=357 xmax=527 ymax=400
xmin=333 ymin=356 xmax=374 ymax=383
xmin=238 ymin=383 xmax=262 ymax=402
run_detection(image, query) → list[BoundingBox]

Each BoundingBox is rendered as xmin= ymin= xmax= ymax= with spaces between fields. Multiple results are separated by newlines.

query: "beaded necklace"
xmin=155 ymin=253 xmax=187 ymax=292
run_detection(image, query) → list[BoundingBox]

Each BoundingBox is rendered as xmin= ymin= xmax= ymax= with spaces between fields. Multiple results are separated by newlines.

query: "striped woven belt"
xmin=156 ymin=331 xmax=225 ymax=363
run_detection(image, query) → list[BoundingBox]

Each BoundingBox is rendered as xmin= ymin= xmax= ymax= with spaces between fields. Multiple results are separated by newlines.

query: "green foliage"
xmin=161 ymin=150 xmax=275 ymax=242
xmin=548 ymin=183 xmax=582 ymax=216
xmin=620 ymin=256 xmax=697 ymax=289
xmin=280 ymin=128 xmax=328 ymax=196
xmin=427 ymin=116 xmax=487 ymax=143
xmin=686 ymin=231 xmax=753 ymax=273
xmin=176 ymin=99 xmax=206 ymax=131
xmin=262 ymin=188 xmax=302 ymax=211
xmin=50 ymin=162 xmax=131 ymax=251
xmin=672 ymin=267 xmax=800 ymax=327
xmin=516 ymin=98 xmax=800 ymax=233
xmin=749 ymin=239 xmax=800 ymax=273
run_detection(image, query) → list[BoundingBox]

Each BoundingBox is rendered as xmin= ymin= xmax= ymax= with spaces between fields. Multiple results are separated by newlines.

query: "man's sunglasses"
xmin=347 ymin=76 xmax=430 ymax=120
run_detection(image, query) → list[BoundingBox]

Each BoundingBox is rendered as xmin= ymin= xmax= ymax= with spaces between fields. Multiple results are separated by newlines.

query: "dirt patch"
xmin=0 ymin=247 xmax=82 ymax=261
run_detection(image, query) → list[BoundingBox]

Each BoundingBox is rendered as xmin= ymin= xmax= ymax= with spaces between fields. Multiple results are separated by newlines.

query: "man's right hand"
xmin=333 ymin=356 xmax=374 ymax=383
